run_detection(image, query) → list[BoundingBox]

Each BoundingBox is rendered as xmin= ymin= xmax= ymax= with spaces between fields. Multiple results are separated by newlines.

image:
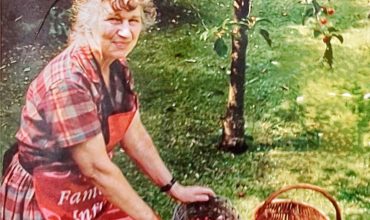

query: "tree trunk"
xmin=219 ymin=0 xmax=251 ymax=153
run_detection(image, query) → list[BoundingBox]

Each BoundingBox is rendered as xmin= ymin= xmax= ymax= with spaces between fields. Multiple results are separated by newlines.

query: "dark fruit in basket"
xmin=185 ymin=197 xmax=238 ymax=220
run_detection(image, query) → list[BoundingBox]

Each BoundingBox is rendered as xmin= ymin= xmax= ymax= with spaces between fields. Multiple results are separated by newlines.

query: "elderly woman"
xmin=0 ymin=0 xmax=215 ymax=219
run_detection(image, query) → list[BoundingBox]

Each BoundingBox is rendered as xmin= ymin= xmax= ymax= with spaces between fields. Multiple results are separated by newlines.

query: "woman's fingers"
xmin=170 ymin=183 xmax=216 ymax=203
xmin=194 ymin=194 xmax=211 ymax=202
xmin=191 ymin=186 xmax=216 ymax=197
xmin=186 ymin=186 xmax=216 ymax=202
xmin=198 ymin=186 xmax=216 ymax=197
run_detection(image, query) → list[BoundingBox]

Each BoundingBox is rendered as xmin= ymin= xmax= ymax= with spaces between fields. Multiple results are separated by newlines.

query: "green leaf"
xmin=255 ymin=17 xmax=272 ymax=24
xmin=302 ymin=8 xmax=314 ymax=24
xmin=209 ymin=27 xmax=218 ymax=36
xmin=323 ymin=42 xmax=333 ymax=68
xmin=332 ymin=34 xmax=344 ymax=43
xmin=222 ymin=18 xmax=231 ymax=29
xmin=313 ymin=29 xmax=321 ymax=37
xmin=213 ymin=38 xmax=228 ymax=57
xmin=259 ymin=29 xmax=272 ymax=47
xmin=312 ymin=0 xmax=321 ymax=15
xmin=238 ymin=20 xmax=250 ymax=28
xmin=328 ymin=27 xmax=339 ymax=33
xmin=321 ymin=6 xmax=328 ymax=15
xmin=200 ymin=30 xmax=209 ymax=41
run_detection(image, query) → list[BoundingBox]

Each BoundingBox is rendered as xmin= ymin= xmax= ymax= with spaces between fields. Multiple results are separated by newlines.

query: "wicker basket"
xmin=254 ymin=184 xmax=342 ymax=220
xmin=172 ymin=196 xmax=240 ymax=220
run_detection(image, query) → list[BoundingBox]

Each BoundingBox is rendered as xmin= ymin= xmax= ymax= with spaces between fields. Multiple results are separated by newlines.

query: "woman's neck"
xmin=100 ymin=59 xmax=113 ymax=76
xmin=92 ymin=53 xmax=114 ymax=90
xmin=91 ymin=50 xmax=113 ymax=81
xmin=100 ymin=61 xmax=112 ymax=91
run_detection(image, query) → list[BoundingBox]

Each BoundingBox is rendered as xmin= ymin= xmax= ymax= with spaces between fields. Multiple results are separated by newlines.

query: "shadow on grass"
xmin=337 ymin=184 xmax=370 ymax=209
xmin=153 ymin=0 xmax=202 ymax=27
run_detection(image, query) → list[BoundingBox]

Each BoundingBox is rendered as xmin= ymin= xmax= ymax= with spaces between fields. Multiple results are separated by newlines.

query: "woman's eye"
xmin=129 ymin=19 xmax=140 ymax=24
xmin=107 ymin=18 xmax=121 ymax=24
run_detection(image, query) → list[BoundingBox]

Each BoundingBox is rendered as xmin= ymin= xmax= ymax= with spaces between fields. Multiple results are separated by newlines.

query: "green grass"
xmin=1 ymin=0 xmax=369 ymax=219
xmin=126 ymin=0 xmax=370 ymax=218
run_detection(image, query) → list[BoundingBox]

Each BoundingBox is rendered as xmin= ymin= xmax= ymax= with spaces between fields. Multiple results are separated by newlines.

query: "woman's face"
xmin=97 ymin=2 xmax=143 ymax=60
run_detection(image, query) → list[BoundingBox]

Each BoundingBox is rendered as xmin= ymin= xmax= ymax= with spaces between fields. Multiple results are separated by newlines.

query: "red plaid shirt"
xmin=16 ymin=44 xmax=135 ymax=167
xmin=1 ymin=44 xmax=136 ymax=219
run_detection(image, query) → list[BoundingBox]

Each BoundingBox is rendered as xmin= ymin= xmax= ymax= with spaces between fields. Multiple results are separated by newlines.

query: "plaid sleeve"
xmin=40 ymin=78 xmax=102 ymax=148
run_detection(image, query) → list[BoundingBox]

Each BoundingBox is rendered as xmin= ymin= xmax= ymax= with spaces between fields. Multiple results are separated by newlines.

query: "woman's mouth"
xmin=112 ymin=42 xmax=127 ymax=49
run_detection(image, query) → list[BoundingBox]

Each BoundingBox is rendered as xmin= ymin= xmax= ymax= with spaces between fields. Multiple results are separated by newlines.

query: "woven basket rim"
xmin=253 ymin=184 xmax=341 ymax=220
xmin=253 ymin=199 xmax=330 ymax=220
xmin=172 ymin=196 xmax=240 ymax=220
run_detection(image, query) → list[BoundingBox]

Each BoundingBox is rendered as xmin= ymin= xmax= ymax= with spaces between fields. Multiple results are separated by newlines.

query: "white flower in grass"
xmin=296 ymin=96 xmax=304 ymax=103
xmin=364 ymin=93 xmax=370 ymax=100
xmin=341 ymin=92 xmax=352 ymax=98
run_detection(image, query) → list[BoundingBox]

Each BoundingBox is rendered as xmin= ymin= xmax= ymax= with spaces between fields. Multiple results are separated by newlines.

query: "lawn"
xmin=1 ymin=0 xmax=369 ymax=219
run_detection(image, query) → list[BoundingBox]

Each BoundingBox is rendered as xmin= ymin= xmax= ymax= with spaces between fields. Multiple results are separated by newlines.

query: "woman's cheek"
xmin=103 ymin=27 xmax=119 ymax=39
xmin=133 ymin=26 xmax=142 ymax=38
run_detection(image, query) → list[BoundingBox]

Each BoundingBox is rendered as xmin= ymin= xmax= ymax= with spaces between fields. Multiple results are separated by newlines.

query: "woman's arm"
xmin=70 ymin=133 xmax=159 ymax=220
xmin=120 ymin=112 xmax=215 ymax=202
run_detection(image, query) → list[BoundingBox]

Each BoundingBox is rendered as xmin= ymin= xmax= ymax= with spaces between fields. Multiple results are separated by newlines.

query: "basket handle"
xmin=259 ymin=183 xmax=341 ymax=220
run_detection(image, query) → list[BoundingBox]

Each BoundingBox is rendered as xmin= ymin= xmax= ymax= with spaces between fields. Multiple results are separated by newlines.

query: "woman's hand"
xmin=168 ymin=182 xmax=216 ymax=203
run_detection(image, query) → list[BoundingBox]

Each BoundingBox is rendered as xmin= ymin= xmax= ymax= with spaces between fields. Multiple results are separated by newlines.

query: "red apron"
xmin=33 ymin=107 xmax=137 ymax=220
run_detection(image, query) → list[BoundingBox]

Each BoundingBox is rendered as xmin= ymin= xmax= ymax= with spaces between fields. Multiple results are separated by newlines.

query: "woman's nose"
xmin=117 ymin=22 xmax=132 ymax=39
